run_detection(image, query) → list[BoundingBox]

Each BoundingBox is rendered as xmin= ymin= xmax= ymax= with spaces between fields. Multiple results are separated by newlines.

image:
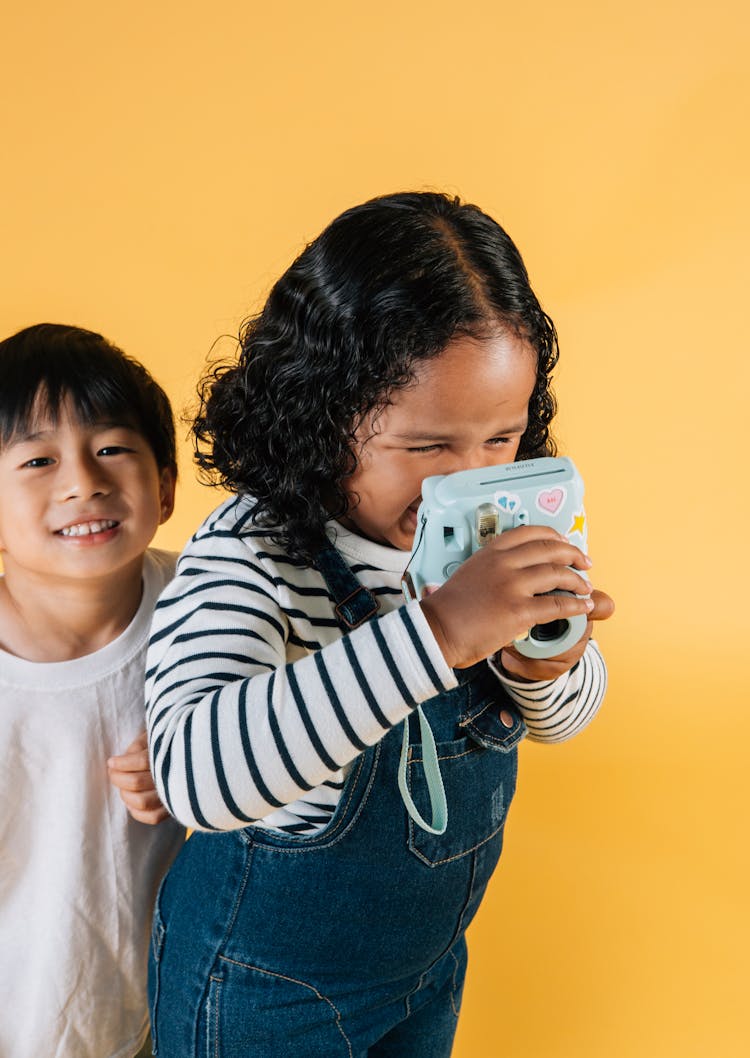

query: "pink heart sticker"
xmin=537 ymin=488 xmax=565 ymax=515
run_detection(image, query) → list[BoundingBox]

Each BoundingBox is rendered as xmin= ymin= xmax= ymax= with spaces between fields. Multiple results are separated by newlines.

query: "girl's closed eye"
xmin=407 ymin=443 xmax=443 ymax=454
xmin=408 ymin=435 xmax=516 ymax=454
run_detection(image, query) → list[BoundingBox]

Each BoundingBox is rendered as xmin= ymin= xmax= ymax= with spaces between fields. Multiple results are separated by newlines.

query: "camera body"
xmin=402 ymin=456 xmax=589 ymax=659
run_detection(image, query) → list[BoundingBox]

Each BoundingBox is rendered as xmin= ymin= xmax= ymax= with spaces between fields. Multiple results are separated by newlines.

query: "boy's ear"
xmin=158 ymin=467 xmax=177 ymax=525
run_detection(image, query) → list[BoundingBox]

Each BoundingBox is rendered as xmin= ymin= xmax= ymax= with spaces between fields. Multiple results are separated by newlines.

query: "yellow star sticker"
xmin=568 ymin=512 xmax=586 ymax=537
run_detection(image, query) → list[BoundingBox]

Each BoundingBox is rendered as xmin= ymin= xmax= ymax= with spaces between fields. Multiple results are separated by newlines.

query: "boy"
xmin=0 ymin=324 xmax=184 ymax=1058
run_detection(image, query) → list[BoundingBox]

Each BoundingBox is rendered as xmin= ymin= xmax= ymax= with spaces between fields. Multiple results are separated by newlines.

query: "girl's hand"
xmin=108 ymin=730 xmax=170 ymax=825
xmin=497 ymin=588 xmax=615 ymax=681
xmin=419 ymin=525 xmax=596 ymax=670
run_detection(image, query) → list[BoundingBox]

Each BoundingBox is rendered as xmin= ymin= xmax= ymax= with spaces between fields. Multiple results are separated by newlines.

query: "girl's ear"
xmin=158 ymin=467 xmax=177 ymax=525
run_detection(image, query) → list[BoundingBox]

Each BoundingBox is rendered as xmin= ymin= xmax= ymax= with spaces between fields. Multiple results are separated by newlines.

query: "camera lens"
xmin=530 ymin=619 xmax=569 ymax=643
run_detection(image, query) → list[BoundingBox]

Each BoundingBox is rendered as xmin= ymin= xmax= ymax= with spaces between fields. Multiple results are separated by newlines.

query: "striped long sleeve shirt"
xmin=146 ymin=495 xmax=607 ymax=834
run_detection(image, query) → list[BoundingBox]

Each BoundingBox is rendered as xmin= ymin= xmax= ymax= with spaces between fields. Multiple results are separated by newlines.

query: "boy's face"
xmin=341 ymin=332 xmax=537 ymax=551
xmin=0 ymin=399 xmax=175 ymax=588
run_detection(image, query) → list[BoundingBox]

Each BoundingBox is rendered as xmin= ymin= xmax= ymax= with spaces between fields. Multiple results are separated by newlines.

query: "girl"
xmin=145 ymin=191 xmax=613 ymax=1058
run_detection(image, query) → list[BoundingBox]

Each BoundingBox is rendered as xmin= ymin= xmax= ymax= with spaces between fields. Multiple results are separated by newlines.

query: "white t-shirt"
xmin=0 ymin=549 xmax=184 ymax=1058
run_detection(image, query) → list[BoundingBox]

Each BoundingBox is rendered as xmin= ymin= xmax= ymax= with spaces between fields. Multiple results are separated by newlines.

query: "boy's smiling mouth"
xmin=56 ymin=519 xmax=120 ymax=537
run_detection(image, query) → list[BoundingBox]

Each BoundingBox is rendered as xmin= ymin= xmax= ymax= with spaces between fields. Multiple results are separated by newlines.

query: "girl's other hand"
xmin=108 ymin=730 xmax=170 ymax=825
xmin=419 ymin=525 xmax=600 ymax=670
xmin=497 ymin=588 xmax=615 ymax=681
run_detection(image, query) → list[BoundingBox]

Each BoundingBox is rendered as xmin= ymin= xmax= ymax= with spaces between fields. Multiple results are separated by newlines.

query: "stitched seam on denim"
xmin=216 ymin=957 xmax=354 ymax=1056
xmin=458 ymin=684 xmax=492 ymax=726
xmin=238 ymin=749 xmax=367 ymax=846
xmin=449 ymin=950 xmax=461 ymax=1018
xmin=403 ymin=944 xmax=464 ymax=1023
xmin=404 ymin=967 xmax=429 ymax=1018
xmin=218 ymin=840 xmax=255 ymax=946
xmin=458 ymin=702 xmax=491 ymax=725
xmin=207 ymin=976 xmax=222 ymax=1058
xmin=151 ymin=874 xmax=169 ymax=957
xmin=462 ymin=722 xmax=525 ymax=749
xmin=458 ymin=678 xmax=477 ymax=724
xmin=458 ymin=679 xmax=518 ymax=726
xmin=238 ymin=744 xmax=381 ymax=856
xmin=150 ymin=890 xmax=167 ymax=1053
xmin=408 ymin=746 xmax=477 ymax=765
xmin=181 ymin=841 xmax=254 ymax=1058
xmin=453 ymin=852 xmax=478 ymax=945
xmin=152 ymin=915 xmax=165 ymax=956
xmin=151 ymin=956 xmax=162 ymax=1053
xmin=408 ymin=816 xmax=506 ymax=866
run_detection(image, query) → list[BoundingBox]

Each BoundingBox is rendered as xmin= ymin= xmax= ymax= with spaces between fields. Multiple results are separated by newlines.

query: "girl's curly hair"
xmin=193 ymin=191 xmax=558 ymax=562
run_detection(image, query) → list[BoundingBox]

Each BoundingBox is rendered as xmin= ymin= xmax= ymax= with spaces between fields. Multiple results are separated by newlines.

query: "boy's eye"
xmin=98 ymin=445 xmax=135 ymax=456
xmin=22 ymin=456 xmax=54 ymax=468
xmin=408 ymin=444 xmax=443 ymax=454
xmin=487 ymin=436 xmax=512 ymax=446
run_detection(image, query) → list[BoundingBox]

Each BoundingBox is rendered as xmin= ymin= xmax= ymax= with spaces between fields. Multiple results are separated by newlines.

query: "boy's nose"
xmin=58 ymin=456 xmax=111 ymax=501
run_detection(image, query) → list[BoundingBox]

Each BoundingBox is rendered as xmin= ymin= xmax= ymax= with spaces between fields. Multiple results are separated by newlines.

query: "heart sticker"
xmin=536 ymin=487 xmax=566 ymax=515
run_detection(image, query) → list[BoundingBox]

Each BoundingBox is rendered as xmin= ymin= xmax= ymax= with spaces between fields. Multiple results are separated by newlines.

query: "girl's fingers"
xmin=484 ymin=531 xmax=591 ymax=572
xmin=589 ymin=589 xmax=615 ymax=621
xmin=524 ymin=589 xmax=594 ymax=630
xmin=521 ymin=563 xmax=592 ymax=599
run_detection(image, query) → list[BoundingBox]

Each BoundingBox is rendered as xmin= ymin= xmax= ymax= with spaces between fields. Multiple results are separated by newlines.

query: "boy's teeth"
xmin=60 ymin=520 xmax=117 ymax=537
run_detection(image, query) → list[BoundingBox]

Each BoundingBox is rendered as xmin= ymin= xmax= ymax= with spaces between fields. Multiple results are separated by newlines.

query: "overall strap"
xmin=312 ymin=538 xmax=447 ymax=836
xmin=312 ymin=544 xmax=380 ymax=629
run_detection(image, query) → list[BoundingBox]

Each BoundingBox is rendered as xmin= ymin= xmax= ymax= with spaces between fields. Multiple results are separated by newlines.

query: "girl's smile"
xmin=341 ymin=331 xmax=537 ymax=551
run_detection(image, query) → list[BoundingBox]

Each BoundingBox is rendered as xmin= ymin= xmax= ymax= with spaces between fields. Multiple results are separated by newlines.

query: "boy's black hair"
xmin=193 ymin=191 xmax=558 ymax=561
xmin=0 ymin=323 xmax=176 ymax=474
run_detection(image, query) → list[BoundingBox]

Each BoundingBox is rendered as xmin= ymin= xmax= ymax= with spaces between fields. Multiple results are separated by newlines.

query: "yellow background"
xmin=2 ymin=2 xmax=748 ymax=1054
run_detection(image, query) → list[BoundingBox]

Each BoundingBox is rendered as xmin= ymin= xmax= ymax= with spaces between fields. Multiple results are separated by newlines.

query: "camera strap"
xmin=397 ymin=705 xmax=448 ymax=835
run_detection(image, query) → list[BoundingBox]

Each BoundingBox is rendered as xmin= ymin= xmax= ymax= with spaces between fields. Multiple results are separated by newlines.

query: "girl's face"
xmin=342 ymin=332 xmax=537 ymax=551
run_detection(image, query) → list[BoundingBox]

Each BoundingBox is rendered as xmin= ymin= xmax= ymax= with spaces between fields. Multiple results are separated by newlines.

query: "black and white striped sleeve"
xmin=145 ymin=533 xmax=456 ymax=832
xmin=490 ymin=639 xmax=607 ymax=743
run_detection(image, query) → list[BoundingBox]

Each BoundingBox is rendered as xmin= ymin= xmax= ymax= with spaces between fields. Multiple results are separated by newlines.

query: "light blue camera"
xmin=402 ymin=456 xmax=589 ymax=659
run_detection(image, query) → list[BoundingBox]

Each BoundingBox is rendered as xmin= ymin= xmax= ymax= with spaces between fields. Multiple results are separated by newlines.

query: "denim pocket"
xmin=459 ymin=689 xmax=527 ymax=751
xmin=406 ymin=733 xmax=519 ymax=866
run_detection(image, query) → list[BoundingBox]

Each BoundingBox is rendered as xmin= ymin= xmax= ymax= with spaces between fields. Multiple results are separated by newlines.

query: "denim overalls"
xmin=149 ymin=546 xmax=526 ymax=1058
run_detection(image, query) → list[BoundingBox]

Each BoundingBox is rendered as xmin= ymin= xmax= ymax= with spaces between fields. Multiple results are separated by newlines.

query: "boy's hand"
xmin=108 ymin=730 xmax=170 ymax=825
xmin=419 ymin=525 xmax=598 ymax=670
xmin=497 ymin=588 xmax=615 ymax=681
